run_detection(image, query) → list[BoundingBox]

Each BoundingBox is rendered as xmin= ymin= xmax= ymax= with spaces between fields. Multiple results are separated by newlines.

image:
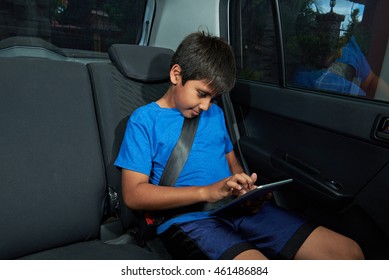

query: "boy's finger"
xmin=251 ymin=173 xmax=258 ymax=183
xmin=235 ymin=173 xmax=255 ymax=187
xmin=226 ymin=180 xmax=242 ymax=191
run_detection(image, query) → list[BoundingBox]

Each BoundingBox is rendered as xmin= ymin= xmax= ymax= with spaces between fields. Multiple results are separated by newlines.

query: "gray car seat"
xmin=0 ymin=56 xmax=159 ymax=259
xmin=87 ymin=44 xmax=174 ymax=258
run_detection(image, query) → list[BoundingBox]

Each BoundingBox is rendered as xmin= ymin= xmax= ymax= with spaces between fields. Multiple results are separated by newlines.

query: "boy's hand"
xmin=207 ymin=172 xmax=258 ymax=202
xmin=227 ymin=172 xmax=258 ymax=197
xmin=227 ymin=172 xmax=272 ymax=213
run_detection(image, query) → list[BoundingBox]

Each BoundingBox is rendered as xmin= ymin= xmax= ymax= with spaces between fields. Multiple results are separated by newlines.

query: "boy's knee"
xmin=297 ymin=226 xmax=365 ymax=260
xmin=332 ymin=236 xmax=364 ymax=260
xmin=344 ymin=239 xmax=364 ymax=260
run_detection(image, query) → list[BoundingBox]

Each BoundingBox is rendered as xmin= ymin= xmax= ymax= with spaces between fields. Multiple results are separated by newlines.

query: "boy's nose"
xmin=199 ymin=98 xmax=212 ymax=111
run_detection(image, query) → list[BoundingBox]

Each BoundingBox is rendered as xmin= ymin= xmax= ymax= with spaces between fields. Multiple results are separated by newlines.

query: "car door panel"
xmin=229 ymin=81 xmax=389 ymax=258
xmin=225 ymin=0 xmax=389 ymax=260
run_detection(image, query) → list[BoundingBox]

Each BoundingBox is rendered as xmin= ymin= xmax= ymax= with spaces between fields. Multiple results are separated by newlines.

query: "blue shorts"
xmin=160 ymin=202 xmax=316 ymax=259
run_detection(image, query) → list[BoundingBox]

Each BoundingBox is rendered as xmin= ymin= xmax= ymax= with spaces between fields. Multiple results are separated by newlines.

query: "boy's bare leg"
xmin=294 ymin=226 xmax=364 ymax=260
xmin=234 ymin=249 xmax=268 ymax=260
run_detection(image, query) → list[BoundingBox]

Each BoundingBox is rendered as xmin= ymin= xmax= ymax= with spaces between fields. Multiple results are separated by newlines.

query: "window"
xmin=230 ymin=0 xmax=389 ymax=102
xmin=230 ymin=0 xmax=279 ymax=84
xmin=280 ymin=0 xmax=389 ymax=102
xmin=0 ymin=0 xmax=147 ymax=56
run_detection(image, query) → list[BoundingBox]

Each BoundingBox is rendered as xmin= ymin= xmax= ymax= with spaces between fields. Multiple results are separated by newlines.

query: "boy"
xmin=115 ymin=32 xmax=364 ymax=260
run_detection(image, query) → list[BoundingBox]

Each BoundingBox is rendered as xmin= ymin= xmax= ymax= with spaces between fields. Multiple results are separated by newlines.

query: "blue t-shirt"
xmin=115 ymin=102 xmax=234 ymax=233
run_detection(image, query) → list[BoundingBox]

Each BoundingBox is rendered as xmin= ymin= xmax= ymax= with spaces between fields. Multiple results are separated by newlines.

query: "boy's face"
xmin=170 ymin=64 xmax=216 ymax=118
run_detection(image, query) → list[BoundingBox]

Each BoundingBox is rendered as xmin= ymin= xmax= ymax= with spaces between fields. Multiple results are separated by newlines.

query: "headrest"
xmin=108 ymin=44 xmax=174 ymax=82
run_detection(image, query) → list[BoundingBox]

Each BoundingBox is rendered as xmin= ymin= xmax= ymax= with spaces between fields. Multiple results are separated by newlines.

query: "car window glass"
xmin=280 ymin=0 xmax=389 ymax=102
xmin=230 ymin=0 xmax=279 ymax=84
xmin=0 ymin=0 xmax=146 ymax=56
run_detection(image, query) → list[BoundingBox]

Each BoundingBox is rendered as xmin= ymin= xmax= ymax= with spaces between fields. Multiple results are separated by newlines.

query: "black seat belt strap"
xmin=136 ymin=116 xmax=200 ymax=243
xmin=159 ymin=116 xmax=200 ymax=186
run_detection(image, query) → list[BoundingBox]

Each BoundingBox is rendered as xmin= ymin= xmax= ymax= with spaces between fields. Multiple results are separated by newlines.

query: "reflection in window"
xmin=230 ymin=0 xmax=278 ymax=84
xmin=281 ymin=0 xmax=389 ymax=101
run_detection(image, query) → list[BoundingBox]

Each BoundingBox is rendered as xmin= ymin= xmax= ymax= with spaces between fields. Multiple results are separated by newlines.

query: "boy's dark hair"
xmin=171 ymin=32 xmax=236 ymax=95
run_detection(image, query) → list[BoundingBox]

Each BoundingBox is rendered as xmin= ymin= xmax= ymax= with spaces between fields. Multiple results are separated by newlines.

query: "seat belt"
xmin=159 ymin=116 xmax=200 ymax=186
xmin=136 ymin=116 xmax=200 ymax=242
xmin=154 ymin=111 xmax=232 ymax=220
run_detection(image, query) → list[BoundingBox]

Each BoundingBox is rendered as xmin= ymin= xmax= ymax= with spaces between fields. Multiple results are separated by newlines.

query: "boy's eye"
xmin=197 ymin=91 xmax=207 ymax=98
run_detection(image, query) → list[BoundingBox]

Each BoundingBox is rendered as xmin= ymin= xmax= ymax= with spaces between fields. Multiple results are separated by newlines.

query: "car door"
xmin=223 ymin=0 xmax=389 ymax=259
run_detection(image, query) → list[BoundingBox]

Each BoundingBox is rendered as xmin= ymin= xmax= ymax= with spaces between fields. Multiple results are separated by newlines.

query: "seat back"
xmin=0 ymin=57 xmax=106 ymax=259
xmin=88 ymin=44 xmax=174 ymax=231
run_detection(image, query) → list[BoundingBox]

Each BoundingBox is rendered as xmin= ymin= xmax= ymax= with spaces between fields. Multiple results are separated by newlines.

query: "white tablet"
xmin=209 ymin=178 xmax=293 ymax=216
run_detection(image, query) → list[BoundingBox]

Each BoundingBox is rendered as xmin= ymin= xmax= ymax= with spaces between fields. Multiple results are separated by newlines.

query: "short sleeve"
xmin=114 ymin=113 xmax=152 ymax=176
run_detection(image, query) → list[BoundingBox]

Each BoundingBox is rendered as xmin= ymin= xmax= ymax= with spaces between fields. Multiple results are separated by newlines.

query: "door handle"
xmin=270 ymin=149 xmax=352 ymax=209
xmin=374 ymin=116 xmax=389 ymax=141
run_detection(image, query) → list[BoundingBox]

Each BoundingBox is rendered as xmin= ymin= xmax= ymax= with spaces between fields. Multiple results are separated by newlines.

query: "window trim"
xmin=139 ymin=0 xmax=156 ymax=46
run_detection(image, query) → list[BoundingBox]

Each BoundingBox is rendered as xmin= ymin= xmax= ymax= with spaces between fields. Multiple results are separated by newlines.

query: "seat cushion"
xmin=18 ymin=240 xmax=158 ymax=260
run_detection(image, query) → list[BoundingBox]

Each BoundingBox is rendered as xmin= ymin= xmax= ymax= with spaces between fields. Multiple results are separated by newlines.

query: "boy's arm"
xmin=121 ymin=169 xmax=251 ymax=211
xmin=226 ymin=150 xmax=245 ymax=174
xmin=122 ymin=169 xmax=209 ymax=211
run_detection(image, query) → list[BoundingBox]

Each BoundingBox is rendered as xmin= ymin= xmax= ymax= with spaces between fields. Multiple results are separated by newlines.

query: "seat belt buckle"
xmin=144 ymin=212 xmax=156 ymax=225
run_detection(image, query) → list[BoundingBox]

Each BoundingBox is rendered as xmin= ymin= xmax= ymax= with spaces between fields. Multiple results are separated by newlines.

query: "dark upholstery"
xmin=88 ymin=44 xmax=173 ymax=258
xmin=18 ymin=240 xmax=156 ymax=260
xmin=0 ymin=56 xmax=158 ymax=259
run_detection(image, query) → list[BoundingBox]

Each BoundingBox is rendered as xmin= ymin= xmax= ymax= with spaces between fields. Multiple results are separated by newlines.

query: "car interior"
xmin=1 ymin=0 xmax=389 ymax=260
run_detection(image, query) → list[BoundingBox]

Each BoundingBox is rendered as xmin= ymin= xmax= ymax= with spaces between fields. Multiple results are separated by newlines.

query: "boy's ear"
xmin=170 ymin=64 xmax=182 ymax=85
